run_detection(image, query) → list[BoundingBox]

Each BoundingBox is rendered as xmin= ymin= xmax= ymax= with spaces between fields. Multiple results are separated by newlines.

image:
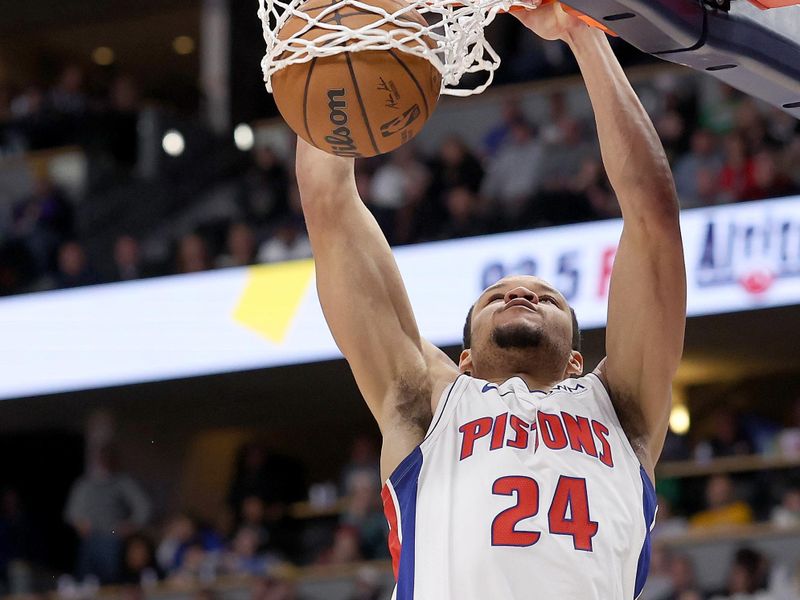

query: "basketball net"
xmin=259 ymin=0 xmax=538 ymax=97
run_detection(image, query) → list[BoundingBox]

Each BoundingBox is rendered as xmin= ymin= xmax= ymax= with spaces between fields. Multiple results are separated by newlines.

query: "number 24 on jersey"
xmin=491 ymin=475 xmax=599 ymax=551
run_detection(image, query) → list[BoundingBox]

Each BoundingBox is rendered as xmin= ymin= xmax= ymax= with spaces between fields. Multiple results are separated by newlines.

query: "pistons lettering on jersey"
xmin=458 ymin=410 xmax=614 ymax=468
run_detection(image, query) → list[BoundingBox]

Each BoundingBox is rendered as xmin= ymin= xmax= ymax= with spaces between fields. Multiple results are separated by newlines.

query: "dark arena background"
xmin=1 ymin=0 xmax=800 ymax=599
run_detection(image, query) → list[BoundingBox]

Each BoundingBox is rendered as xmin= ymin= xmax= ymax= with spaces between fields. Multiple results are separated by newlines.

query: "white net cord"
xmin=259 ymin=0 xmax=536 ymax=97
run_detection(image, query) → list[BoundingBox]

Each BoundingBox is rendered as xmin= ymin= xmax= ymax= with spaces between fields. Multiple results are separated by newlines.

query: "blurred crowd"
xmin=642 ymin=398 xmax=800 ymax=600
xmin=1 ymin=435 xmax=390 ymax=599
xmin=94 ymin=437 xmax=384 ymax=581
xmin=2 ymin=65 xmax=800 ymax=297
xmin=0 ymin=64 xmax=142 ymax=165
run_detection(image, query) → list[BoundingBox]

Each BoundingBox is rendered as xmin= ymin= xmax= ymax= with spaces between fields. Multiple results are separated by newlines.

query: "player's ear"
xmin=566 ymin=350 xmax=583 ymax=378
xmin=458 ymin=349 xmax=473 ymax=375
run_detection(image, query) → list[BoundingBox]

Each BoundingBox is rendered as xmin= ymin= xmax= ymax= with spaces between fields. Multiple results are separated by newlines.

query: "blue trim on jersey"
xmin=390 ymin=446 xmax=423 ymax=600
xmin=633 ymin=466 xmax=658 ymax=599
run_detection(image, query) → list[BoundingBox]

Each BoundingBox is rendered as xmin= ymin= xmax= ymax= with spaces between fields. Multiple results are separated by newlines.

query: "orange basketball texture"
xmin=271 ymin=0 xmax=442 ymax=157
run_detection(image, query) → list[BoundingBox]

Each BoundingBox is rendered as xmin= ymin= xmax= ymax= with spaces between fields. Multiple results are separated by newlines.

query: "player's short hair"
xmin=462 ymin=303 xmax=582 ymax=353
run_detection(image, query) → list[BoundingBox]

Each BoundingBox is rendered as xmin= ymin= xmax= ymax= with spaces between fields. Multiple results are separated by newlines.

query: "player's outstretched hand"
xmin=295 ymin=137 xmax=356 ymax=199
xmin=511 ymin=0 xmax=587 ymax=42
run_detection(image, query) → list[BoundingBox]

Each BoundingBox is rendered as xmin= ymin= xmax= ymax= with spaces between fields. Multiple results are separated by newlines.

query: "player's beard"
xmin=478 ymin=320 xmax=572 ymax=380
xmin=492 ymin=321 xmax=545 ymax=350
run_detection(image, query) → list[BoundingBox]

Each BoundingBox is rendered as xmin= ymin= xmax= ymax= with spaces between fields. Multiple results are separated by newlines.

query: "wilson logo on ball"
xmin=325 ymin=88 xmax=361 ymax=158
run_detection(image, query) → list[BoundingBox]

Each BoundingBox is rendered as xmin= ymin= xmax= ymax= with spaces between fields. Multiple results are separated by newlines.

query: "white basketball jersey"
xmin=381 ymin=373 xmax=657 ymax=600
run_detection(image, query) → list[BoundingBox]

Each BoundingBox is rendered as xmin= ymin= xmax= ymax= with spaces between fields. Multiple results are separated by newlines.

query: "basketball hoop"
xmin=259 ymin=0 xmax=537 ymax=97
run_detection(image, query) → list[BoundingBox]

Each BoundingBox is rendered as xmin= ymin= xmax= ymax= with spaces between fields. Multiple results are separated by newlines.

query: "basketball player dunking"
xmin=295 ymin=2 xmax=686 ymax=597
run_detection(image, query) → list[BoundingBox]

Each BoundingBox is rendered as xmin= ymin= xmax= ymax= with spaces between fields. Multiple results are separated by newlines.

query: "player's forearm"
xmin=295 ymin=138 xmax=426 ymax=407
xmin=566 ymin=28 xmax=679 ymax=226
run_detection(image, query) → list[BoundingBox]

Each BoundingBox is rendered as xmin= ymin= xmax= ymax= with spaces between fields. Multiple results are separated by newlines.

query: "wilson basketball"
xmin=271 ymin=0 xmax=441 ymax=157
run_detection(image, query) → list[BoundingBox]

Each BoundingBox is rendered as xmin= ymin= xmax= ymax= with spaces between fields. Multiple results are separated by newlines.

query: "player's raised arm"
xmin=515 ymin=5 xmax=686 ymax=475
xmin=295 ymin=139 xmax=458 ymax=476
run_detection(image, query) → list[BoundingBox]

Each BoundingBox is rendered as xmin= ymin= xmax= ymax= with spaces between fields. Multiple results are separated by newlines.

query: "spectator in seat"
xmin=351 ymin=565 xmax=386 ymax=600
xmin=316 ymin=525 xmax=362 ymax=565
xmin=539 ymin=90 xmax=570 ymax=145
xmin=368 ymin=148 xmax=427 ymax=245
xmin=238 ymin=495 xmax=269 ymax=546
xmin=227 ymin=445 xmax=304 ymax=560
xmin=10 ymin=86 xmax=54 ymax=150
xmin=655 ymin=109 xmax=689 ymax=163
xmin=699 ymin=83 xmax=742 ymax=136
xmin=119 ymin=534 xmax=161 ymax=587
xmin=718 ymin=133 xmax=757 ymax=202
xmin=438 ymin=186 xmax=487 ymax=240
xmin=228 ymin=444 xmax=271 ymax=518
xmin=340 ymin=437 xmax=381 ymax=497
xmin=222 ymin=526 xmax=273 ymax=577
xmin=693 ymin=166 xmax=725 ymax=206
xmin=257 ymin=217 xmax=312 ymax=264
xmin=694 ymin=408 xmax=754 ymax=459
xmin=167 ymin=541 xmax=216 ymax=589
xmin=64 ymin=444 xmax=152 ymax=584
xmin=481 ymin=120 xmax=543 ymax=224
xmin=237 ymin=146 xmax=290 ymax=227
xmin=105 ymin=75 xmax=141 ymax=169
xmin=216 ymin=222 xmax=258 ymax=268
xmin=12 ymin=177 xmax=75 ymax=274
xmin=176 ymin=233 xmax=212 ymax=274
xmin=55 ymin=240 xmax=99 ymax=289
xmin=10 ymin=86 xmax=44 ymax=120
xmin=538 ymin=117 xmax=597 ymax=194
xmin=482 ymin=97 xmax=527 ymax=158
xmin=387 ymin=145 xmax=431 ymax=244
xmin=48 ymin=65 xmax=87 ymax=115
xmin=749 ymin=149 xmax=798 ymax=200
xmin=709 ymin=547 xmax=770 ymax=600
xmin=667 ymin=553 xmax=702 ymax=600
xmin=156 ymin=514 xmax=224 ymax=576
xmin=434 ymin=136 xmax=484 ymax=194
xmin=689 ymin=474 xmax=753 ymax=530
xmin=415 ymin=136 xmax=483 ymax=241
xmin=641 ymin=544 xmax=672 ymax=600
xmin=733 ymin=100 xmax=771 ymax=154
xmin=673 ymin=129 xmax=724 ymax=208
xmin=771 ymin=482 xmax=800 ymax=528
xmin=112 ymin=235 xmax=153 ymax=282
xmin=340 ymin=471 xmax=388 ymax=560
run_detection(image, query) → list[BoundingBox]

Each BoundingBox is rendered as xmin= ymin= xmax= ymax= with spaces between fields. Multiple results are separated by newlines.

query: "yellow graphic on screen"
xmin=233 ymin=260 xmax=315 ymax=343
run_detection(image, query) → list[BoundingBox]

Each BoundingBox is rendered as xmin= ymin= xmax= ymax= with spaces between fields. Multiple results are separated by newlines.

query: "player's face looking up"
xmin=460 ymin=275 xmax=583 ymax=381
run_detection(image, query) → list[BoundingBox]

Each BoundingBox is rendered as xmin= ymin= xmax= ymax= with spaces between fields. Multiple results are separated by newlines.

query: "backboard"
xmin=562 ymin=0 xmax=800 ymax=118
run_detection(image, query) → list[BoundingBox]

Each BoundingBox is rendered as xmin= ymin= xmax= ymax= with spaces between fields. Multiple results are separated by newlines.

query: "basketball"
xmin=271 ymin=0 xmax=442 ymax=158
